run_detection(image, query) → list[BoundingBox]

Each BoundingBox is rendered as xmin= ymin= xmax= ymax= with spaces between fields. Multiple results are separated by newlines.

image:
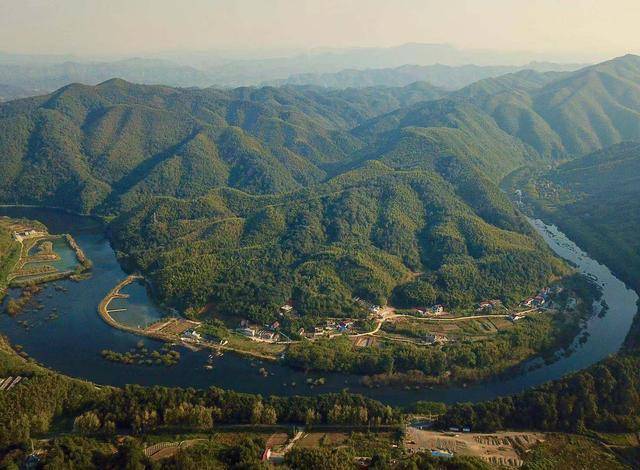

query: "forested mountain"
xmin=460 ymin=54 xmax=640 ymax=159
xmin=514 ymin=141 xmax=640 ymax=293
xmin=0 ymin=79 xmax=444 ymax=214
xmin=111 ymin=161 xmax=564 ymax=320
xmin=2 ymin=55 xmax=640 ymax=318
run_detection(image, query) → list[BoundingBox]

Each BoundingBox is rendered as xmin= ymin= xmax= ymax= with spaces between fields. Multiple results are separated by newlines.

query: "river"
xmin=0 ymin=207 xmax=637 ymax=406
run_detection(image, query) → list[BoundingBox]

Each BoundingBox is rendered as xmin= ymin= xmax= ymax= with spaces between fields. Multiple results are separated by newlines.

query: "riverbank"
xmin=0 ymin=206 xmax=637 ymax=407
xmin=98 ymin=275 xmax=282 ymax=361
xmin=6 ymin=226 xmax=92 ymax=288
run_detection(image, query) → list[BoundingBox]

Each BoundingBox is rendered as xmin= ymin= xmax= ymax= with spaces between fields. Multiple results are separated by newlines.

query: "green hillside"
xmin=462 ymin=54 xmax=640 ymax=159
xmin=0 ymin=79 xmax=446 ymax=214
xmin=0 ymin=219 xmax=20 ymax=299
xmin=111 ymin=161 xmax=565 ymax=322
xmin=515 ymin=141 xmax=640 ymax=292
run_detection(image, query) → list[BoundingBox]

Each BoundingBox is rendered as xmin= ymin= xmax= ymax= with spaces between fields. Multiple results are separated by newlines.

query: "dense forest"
xmin=110 ymin=164 xmax=565 ymax=321
xmin=0 ymin=334 xmax=398 ymax=449
xmin=0 ymin=219 xmax=20 ymax=300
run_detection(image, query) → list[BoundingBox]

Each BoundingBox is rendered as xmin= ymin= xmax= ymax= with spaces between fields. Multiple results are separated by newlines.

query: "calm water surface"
xmin=0 ymin=208 xmax=637 ymax=406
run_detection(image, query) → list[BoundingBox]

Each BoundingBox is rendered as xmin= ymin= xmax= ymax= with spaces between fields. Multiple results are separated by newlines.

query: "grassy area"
xmin=199 ymin=320 xmax=286 ymax=358
xmin=522 ymin=434 xmax=631 ymax=469
xmin=0 ymin=219 xmax=22 ymax=299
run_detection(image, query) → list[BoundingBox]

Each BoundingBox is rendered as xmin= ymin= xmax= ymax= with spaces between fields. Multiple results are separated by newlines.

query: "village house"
xmin=181 ymin=329 xmax=202 ymax=342
xmin=477 ymin=299 xmax=502 ymax=311
xmin=12 ymin=229 xmax=44 ymax=242
xmin=325 ymin=320 xmax=337 ymax=330
xmin=258 ymin=330 xmax=279 ymax=342
xmin=237 ymin=327 xmax=256 ymax=337
xmin=430 ymin=304 xmax=444 ymax=315
xmin=280 ymin=304 xmax=293 ymax=314
xmin=424 ymin=333 xmax=448 ymax=345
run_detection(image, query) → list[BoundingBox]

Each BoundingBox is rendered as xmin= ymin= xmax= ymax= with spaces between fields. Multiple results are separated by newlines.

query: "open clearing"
xmin=405 ymin=427 xmax=544 ymax=468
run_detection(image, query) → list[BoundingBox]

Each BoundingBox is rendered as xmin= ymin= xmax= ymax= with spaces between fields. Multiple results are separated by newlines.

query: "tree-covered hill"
xmin=352 ymin=99 xmax=542 ymax=180
xmin=515 ymin=141 xmax=640 ymax=293
xmin=0 ymin=79 xmax=445 ymax=214
xmin=111 ymin=161 xmax=565 ymax=322
xmin=460 ymin=54 xmax=640 ymax=159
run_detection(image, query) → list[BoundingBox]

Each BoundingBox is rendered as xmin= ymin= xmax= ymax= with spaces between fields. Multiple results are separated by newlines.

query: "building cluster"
xmin=522 ymin=286 xmax=558 ymax=308
xmin=353 ymin=296 xmax=382 ymax=315
xmin=424 ymin=333 xmax=449 ymax=345
xmin=180 ymin=329 xmax=202 ymax=343
xmin=415 ymin=304 xmax=445 ymax=316
xmin=236 ymin=319 xmax=280 ymax=342
xmin=12 ymin=229 xmax=45 ymax=242
xmin=309 ymin=319 xmax=355 ymax=338
xmin=476 ymin=299 xmax=502 ymax=312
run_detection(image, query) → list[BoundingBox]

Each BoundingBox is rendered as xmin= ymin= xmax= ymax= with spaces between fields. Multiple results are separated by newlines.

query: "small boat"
xmin=204 ymin=364 xmax=213 ymax=370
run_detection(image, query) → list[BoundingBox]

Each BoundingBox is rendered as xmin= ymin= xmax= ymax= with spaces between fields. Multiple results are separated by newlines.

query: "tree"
xmin=73 ymin=412 xmax=101 ymax=435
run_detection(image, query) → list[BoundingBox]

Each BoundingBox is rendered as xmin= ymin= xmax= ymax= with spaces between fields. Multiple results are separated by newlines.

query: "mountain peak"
xmin=96 ymin=77 xmax=133 ymax=88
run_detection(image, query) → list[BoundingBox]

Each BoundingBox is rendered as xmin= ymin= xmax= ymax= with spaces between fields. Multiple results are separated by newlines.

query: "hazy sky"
xmin=2 ymin=0 xmax=639 ymax=58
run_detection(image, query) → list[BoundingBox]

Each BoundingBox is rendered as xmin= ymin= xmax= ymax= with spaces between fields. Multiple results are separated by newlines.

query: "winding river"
xmin=0 ymin=207 xmax=637 ymax=406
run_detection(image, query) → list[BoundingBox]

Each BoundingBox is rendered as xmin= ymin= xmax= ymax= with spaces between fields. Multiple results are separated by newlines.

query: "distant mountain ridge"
xmin=264 ymin=62 xmax=583 ymax=90
xmin=0 ymin=43 xmax=588 ymax=97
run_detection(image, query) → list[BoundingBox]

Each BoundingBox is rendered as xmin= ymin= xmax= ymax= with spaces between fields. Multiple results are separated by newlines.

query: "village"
xmin=97 ymin=267 xmax=581 ymax=367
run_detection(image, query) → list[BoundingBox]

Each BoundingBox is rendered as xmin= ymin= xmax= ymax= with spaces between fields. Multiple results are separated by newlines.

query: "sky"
xmin=2 ymin=0 xmax=640 ymax=60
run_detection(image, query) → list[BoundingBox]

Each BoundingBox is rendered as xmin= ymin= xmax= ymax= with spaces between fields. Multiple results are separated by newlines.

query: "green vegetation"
xmin=4 ymin=284 xmax=42 ymax=316
xmin=514 ymin=141 xmax=640 ymax=294
xmin=521 ymin=433 xmax=628 ymax=470
xmin=111 ymin=166 xmax=565 ymax=325
xmin=101 ymin=342 xmax=181 ymax=367
xmin=285 ymin=276 xmax=596 ymax=381
xmin=437 ymin=348 xmax=640 ymax=433
xmin=0 ymin=219 xmax=20 ymax=300
xmin=460 ymin=54 xmax=640 ymax=159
